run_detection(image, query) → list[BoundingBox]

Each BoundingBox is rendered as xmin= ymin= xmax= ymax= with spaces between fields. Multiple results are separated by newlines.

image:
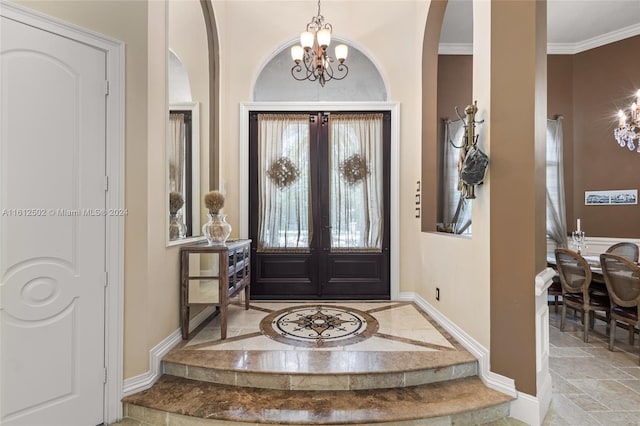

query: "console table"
xmin=180 ymin=239 xmax=251 ymax=340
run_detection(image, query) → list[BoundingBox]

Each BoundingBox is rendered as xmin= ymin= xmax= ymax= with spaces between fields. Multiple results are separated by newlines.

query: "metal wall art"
xmin=455 ymin=101 xmax=488 ymax=199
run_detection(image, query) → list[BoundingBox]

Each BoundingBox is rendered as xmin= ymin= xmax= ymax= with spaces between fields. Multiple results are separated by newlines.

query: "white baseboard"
xmin=122 ymin=306 xmax=216 ymax=397
xmin=399 ymin=291 xmax=556 ymax=425
xmin=398 ymin=292 xmax=517 ymax=398
xmin=510 ymin=373 xmax=551 ymax=426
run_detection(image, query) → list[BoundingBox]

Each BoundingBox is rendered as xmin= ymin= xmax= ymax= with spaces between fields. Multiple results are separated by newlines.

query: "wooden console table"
xmin=180 ymin=239 xmax=251 ymax=340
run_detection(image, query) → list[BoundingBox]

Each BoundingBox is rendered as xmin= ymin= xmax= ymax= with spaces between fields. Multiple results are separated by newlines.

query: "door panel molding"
xmin=0 ymin=1 xmax=125 ymax=423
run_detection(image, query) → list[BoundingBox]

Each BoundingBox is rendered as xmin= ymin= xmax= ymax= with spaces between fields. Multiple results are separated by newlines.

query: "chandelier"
xmin=290 ymin=0 xmax=348 ymax=87
xmin=614 ymin=89 xmax=640 ymax=152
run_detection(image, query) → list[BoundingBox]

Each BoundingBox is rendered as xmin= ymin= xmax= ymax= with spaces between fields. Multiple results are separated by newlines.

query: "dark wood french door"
xmin=249 ymin=111 xmax=391 ymax=299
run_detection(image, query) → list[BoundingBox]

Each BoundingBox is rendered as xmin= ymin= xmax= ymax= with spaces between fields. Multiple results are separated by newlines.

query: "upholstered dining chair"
xmin=555 ymin=248 xmax=610 ymax=342
xmin=600 ymin=253 xmax=640 ymax=364
xmin=606 ymin=242 xmax=639 ymax=263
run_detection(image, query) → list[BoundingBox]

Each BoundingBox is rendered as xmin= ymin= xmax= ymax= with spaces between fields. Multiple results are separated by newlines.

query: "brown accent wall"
xmin=438 ymin=37 xmax=640 ymax=240
xmin=573 ymin=36 xmax=640 ymax=238
xmin=438 ymin=56 xmax=474 ymax=124
xmin=547 ymin=55 xmax=574 ymax=227
xmin=436 ymin=56 xmax=473 ymax=221
xmin=487 ymin=0 xmax=546 ymax=395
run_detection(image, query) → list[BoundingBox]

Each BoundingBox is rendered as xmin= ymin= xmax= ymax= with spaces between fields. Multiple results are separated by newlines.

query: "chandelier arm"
xmin=332 ymin=63 xmax=349 ymax=81
xmin=292 ymin=56 xmax=319 ymax=82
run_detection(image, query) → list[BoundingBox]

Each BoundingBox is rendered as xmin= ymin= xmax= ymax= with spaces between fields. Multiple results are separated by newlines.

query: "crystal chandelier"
xmin=614 ymin=89 xmax=640 ymax=152
xmin=290 ymin=0 xmax=348 ymax=87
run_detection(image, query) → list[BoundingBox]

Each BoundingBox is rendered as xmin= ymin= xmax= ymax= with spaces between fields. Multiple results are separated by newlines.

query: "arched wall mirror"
xmin=436 ymin=0 xmax=473 ymax=235
xmin=167 ymin=0 xmax=216 ymax=244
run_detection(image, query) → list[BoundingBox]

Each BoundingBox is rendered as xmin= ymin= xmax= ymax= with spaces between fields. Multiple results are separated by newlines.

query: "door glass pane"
xmin=329 ymin=114 xmax=383 ymax=252
xmin=257 ymin=114 xmax=312 ymax=252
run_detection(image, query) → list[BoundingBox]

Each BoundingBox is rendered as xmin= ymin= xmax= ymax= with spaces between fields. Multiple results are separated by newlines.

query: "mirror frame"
xmin=167 ymin=102 xmax=204 ymax=246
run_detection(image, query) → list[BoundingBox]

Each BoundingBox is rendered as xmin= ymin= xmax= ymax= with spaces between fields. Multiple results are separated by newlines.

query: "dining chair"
xmin=548 ymin=274 xmax=562 ymax=313
xmin=555 ymin=248 xmax=610 ymax=342
xmin=606 ymin=242 xmax=639 ymax=263
xmin=600 ymin=253 xmax=640 ymax=364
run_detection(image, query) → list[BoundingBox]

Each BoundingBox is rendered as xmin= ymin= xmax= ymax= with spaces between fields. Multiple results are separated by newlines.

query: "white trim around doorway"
xmin=239 ymin=102 xmax=400 ymax=300
xmin=0 ymin=2 xmax=126 ymax=423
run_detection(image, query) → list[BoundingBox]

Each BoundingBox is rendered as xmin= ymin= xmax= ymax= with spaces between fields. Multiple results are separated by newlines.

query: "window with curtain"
xmin=546 ymin=117 xmax=568 ymax=248
xmin=169 ymin=112 xmax=186 ymax=199
xmin=329 ymin=114 xmax=383 ymax=252
xmin=439 ymin=118 xmax=471 ymax=234
xmin=257 ymin=114 xmax=311 ymax=252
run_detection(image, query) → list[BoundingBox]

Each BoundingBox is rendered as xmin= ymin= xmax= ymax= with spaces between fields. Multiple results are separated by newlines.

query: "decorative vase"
xmin=169 ymin=213 xmax=187 ymax=240
xmin=202 ymin=212 xmax=232 ymax=245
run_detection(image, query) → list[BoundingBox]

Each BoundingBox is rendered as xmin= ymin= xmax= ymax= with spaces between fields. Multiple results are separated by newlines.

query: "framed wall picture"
xmin=585 ymin=189 xmax=638 ymax=206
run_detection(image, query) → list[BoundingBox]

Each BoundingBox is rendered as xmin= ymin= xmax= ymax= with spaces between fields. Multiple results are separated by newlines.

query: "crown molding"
xmin=439 ymin=23 xmax=640 ymax=56
xmin=568 ymin=22 xmax=640 ymax=54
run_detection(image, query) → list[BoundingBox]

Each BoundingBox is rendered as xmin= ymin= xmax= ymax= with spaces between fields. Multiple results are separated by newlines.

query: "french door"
xmin=249 ymin=111 xmax=390 ymax=299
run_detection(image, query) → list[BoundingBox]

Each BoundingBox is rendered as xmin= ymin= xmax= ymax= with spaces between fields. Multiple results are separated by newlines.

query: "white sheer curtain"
xmin=169 ymin=113 xmax=185 ymax=196
xmin=329 ymin=114 xmax=383 ymax=252
xmin=441 ymin=119 xmax=471 ymax=234
xmin=546 ymin=117 xmax=568 ymax=248
xmin=257 ymin=114 xmax=311 ymax=252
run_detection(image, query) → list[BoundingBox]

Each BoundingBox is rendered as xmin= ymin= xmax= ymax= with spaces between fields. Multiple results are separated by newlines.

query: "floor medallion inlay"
xmin=260 ymin=305 xmax=378 ymax=347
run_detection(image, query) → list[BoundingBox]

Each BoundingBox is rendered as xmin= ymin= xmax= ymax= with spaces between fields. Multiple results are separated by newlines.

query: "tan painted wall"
xmin=212 ymin=0 xmax=432 ymax=291
xmin=21 ymin=0 xmax=593 ymax=390
xmin=168 ymin=0 xmax=211 ymax=230
xmin=15 ymin=0 xmax=183 ymax=378
xmin=421 ymin=0 xmax=491 ymax=351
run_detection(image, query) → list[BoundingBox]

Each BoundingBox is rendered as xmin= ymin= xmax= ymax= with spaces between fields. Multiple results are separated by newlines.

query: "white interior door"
xmin=1 ymin=14 xmax=107 ymax=426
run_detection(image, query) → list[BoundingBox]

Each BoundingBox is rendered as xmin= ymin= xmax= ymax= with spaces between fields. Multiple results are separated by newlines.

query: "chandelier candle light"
xmin=290 ymin=0 xmax=348 ymax=86
xmin=614 ymin=89 xmax=640 ymax=152
xmin=572 ymin=218 xmax=585 ymax=254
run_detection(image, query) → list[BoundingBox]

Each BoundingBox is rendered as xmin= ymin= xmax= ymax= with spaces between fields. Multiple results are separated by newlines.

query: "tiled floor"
xmin=162 ymin=301 xmax=477 ymax=383
xmin=183 ymin=301 xmax=456 ymax=352
xmin=120 ymin=301 xmax=513 ymax=425
xmin=544 ymin=308 xmax=640 ymax=425
xmin=114 ymin=301 xmax=640 ymax=425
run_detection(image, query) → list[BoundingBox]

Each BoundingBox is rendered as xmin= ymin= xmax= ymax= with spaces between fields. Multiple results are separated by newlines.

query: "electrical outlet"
xmin=436 ymin=287 xmax=440 ymax=301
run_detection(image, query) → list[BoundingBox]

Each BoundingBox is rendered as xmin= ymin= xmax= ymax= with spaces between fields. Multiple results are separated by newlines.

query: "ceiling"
xmin=439 ymin=0 xmax=640 ymax=54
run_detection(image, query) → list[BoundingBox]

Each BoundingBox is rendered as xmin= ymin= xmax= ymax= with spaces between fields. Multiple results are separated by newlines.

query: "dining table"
xmin=546 ymin=253 xmax=603 ymax=278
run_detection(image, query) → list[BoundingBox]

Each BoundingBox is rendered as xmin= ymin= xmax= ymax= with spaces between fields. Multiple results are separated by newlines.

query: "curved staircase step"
xmin=122 ymin=374 xmax=513 ymax=425
xmin=163 ymin=349 xmax=478 ymax=390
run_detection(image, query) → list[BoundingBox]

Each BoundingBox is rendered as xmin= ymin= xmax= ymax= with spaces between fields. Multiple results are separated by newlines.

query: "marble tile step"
xmin=162 ymin=349 xmax=478 ymax=391
xmin=122 ymin=374 xmax=513 ymax=425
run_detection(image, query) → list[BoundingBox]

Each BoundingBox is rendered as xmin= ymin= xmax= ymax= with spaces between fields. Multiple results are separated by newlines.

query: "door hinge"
xmin=103 ymin=176 xmax=109 ymax=191
xmin=104 ymin=271 xmax=109 ymax=287
xmin=104 ymin=80 xmax=109 ymax=95
xmin=103 ymin=367 xmax=108 ymax=383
